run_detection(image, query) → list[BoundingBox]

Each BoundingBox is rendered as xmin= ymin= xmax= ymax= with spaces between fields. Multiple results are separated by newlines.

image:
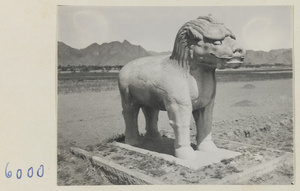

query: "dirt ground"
xmin=57 ymin=79 xmax=293 ymax=185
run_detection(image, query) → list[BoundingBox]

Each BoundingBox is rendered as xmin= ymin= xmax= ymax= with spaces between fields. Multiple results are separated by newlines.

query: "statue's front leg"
xmin=193 ymin=98 xmax=218 ymax=152
xmin=167 ymin=103 xmax=195 ymax=159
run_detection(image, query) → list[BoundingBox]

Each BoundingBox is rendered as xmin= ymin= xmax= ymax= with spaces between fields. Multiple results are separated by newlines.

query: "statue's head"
xmin=170 ymin=15 xmax=246 ymax=70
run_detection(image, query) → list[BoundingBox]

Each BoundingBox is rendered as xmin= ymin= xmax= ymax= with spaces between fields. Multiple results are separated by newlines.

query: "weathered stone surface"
xmin=118 ymin=14 xmax=246 ymax=159
xmin=91 ymin=156 xmax=165 ymax=185
xmin=114 ymin=142 xmax=241 ymax=170
xmin=70 ymin=145 xmax=293 ymax=185
xmin=216 ymin=152 xmax=293 ymax=184
xmin=70 ymin=147 xmax=165 ymax=185
xmin=70 ymin=147 xmax=93 ymax=160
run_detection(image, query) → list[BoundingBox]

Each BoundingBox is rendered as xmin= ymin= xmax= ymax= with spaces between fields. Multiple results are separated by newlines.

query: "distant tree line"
xmin=58 ymin=65 xmax=124 ymax=73
xmin=58 ymin=62 xmax=291 ymax=73
xmin=241 ymin=62 xmax=292 ymax=68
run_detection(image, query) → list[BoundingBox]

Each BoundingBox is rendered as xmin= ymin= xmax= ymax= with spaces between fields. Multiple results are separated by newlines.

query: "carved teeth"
xmin=226 ymin=57 xmax=243 ymax=64
xmin=227 ymin=60 xmax=242 ymax=64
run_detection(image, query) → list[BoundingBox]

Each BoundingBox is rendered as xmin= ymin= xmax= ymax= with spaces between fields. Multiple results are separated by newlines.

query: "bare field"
xmin=57 ymin=78 xmax=293 ymax=185
xmin=57 ymin=69 xmax=292 ymax=94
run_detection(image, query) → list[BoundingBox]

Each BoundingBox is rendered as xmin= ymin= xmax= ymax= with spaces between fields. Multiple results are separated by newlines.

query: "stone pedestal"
xmin=115 ymin=137 xmax=241 ymax=170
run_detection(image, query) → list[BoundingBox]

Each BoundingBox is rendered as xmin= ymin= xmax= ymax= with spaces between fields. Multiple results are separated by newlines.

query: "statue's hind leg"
xmin=120 ymin=89 xmax=141 ymax=145
xmin=142 ymin=106 xmax=161 ymax=140
xmin=167 ymin=103 xmax=195 ymax=159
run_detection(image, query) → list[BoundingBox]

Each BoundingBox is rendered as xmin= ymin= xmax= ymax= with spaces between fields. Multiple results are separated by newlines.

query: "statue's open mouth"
xmin=224 ymin=56 xmax=244 ymax=69
xmin=226 ymin=57 xmax=244 ymax=64
xmin=211 ymin=53 xmax=244 ymax=64
xmin=208 ymin=53 xmax=245 ymax=69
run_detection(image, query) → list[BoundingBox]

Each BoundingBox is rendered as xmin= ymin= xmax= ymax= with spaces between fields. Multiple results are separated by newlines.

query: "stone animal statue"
xmin=118 ymin=15 xmax=245 ymax=159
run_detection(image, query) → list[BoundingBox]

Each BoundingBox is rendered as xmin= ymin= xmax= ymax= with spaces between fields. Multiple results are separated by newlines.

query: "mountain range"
xmin=58 ymin=40 xmax=151 ymax=67
xmin=58 ymin=40 xmax=292 ymax=67
xmin=243 ymin=49 xmax=292 ymax=66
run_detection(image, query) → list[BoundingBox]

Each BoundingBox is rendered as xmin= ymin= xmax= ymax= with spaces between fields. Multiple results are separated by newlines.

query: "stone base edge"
xmin=70 ymin=147 xmax=166 ymax=185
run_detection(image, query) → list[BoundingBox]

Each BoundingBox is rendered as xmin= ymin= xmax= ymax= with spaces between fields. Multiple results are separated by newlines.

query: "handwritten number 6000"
xmin=5 ymin=163 xmax=44 ymax=179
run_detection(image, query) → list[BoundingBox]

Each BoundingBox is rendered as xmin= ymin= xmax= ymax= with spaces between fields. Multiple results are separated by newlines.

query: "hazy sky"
xmin=58 ymin=6 xmax=293 ymax=52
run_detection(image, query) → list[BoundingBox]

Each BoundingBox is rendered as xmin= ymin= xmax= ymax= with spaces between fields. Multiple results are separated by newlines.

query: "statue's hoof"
xmin=175 ymin=146 xmax=196 ymax=160
xmin=125 ymin=137 xmax=140 ymax=146
xmin=197 ymin=141 xmax=219 ymax=152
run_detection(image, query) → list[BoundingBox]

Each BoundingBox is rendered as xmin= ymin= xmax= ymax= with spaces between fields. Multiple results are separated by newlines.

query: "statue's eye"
xmin=213 ymin=40 xmax=222 ymax=45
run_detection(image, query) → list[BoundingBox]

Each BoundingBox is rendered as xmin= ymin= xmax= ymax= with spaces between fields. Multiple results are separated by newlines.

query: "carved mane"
xmin=170 ymin=15 xmax=235 ymax=71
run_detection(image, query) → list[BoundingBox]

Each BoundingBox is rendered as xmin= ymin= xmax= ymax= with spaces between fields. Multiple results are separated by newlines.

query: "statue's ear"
xmin=187 ymin=27 xmax=203 ymax=41
xmin=186 ymin=27 xmax=202 ymax=59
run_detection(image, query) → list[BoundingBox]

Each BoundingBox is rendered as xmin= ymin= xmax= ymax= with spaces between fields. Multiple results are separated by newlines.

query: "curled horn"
xmin=187 ymin=26 xmax=203 ymax=40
